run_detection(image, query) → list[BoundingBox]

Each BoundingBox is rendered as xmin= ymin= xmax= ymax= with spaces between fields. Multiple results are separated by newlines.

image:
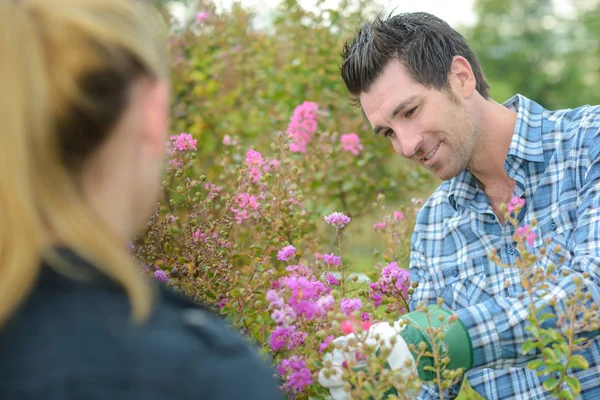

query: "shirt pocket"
xmin=432 ymin=254 xmax=521 ymax=311
xmin=530 ymin=209 xmax=575 ymax=272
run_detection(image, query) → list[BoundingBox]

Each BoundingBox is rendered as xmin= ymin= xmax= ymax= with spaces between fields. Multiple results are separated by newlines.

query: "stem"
xmin=556 ymin=290 xmax=579 ymax=399
xmin=425 ymin=311 xmax=445 ymax=400
xmin=337 ymin=229 xmax=346 ymax=296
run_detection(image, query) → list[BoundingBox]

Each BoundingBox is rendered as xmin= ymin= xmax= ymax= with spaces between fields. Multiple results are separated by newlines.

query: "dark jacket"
xmin=0 ymin=248 xmax=284 ymax=400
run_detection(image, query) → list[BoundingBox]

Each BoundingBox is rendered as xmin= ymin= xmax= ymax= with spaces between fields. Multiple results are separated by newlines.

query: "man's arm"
xmin=437 ymin=145 xmax=600 ymax=370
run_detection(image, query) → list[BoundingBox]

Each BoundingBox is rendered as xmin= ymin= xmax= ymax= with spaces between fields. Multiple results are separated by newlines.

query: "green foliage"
xmin=465 ymin=0 xmax=600 ymax=109
xmin=166 ymin=0 xmax=431 ymax=199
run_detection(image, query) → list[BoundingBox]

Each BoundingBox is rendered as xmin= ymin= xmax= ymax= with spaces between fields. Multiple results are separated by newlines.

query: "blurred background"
xmin=151 ymin=0 xmax=600 ymax=272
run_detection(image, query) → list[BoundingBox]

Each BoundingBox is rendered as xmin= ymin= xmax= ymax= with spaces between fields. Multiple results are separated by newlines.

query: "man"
xmin=318 ymin=11 xmax=600 ymax=399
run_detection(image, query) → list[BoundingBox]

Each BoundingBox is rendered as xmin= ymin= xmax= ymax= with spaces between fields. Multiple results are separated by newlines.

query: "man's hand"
xmin=317 ymin=321 xmax=417 ymax=400
xmin=318 ymin=306 xmax=473 ymax=399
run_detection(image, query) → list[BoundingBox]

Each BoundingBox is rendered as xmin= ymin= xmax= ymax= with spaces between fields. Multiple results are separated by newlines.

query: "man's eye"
xmin=383 ymin=130 xmax=396 ymax=139
xmin=405 ymin=106 xmax=418 ymax=118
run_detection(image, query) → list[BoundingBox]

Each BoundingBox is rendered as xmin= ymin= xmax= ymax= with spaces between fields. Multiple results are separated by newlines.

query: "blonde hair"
xmin=0 ymin=0 xmax=169 ymax=326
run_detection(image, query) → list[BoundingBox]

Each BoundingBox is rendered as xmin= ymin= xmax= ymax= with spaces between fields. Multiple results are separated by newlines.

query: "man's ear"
xmin=449 ymin=56 xmax=476 ymax=99
xmin=137 ymin=79 xmax=170 ymax=157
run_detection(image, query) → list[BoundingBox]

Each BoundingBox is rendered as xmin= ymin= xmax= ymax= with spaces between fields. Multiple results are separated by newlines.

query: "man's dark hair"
xmin=341 ymin=12 xmax=490 ymax=104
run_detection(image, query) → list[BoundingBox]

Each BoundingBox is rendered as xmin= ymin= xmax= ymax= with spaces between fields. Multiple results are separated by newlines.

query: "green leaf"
xmin=559 ymin=389 xmax=575 ymax=400
xmin=567 ymin=355 xmax=589 ymax=370
xmin=527 ymin=359 xmax=544 ymax=370
xmin=546 ymin=362 xmax=566 ymax=374
xmin=564 ymin=376 xmax=581 ymax=394
xmin=542 ymin=348 xmax=558 ymax=362
xmin=522 ymin=340 xmax=537 ymax=354
xmin=538 ymin=312 xmax=555 ymax=323
xmin=543 ymin=377 xmax=560 ymax=392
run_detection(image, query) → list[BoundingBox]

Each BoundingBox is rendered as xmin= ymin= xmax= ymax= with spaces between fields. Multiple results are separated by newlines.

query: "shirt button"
xmin=451 ymin=269 xmax=459 ymax=277
xmin=550 ymin=222 xmax=557 ymax=231
xmin=508 ymin=247 xmax=515 ymax=255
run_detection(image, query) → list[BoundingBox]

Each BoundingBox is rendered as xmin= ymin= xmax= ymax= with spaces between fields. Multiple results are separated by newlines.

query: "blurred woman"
xmin=0 ymin=1 xmax=282 ymax=399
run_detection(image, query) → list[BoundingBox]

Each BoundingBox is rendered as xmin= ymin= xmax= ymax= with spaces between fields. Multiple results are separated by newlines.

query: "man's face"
xmin=360 ymin=59 xmax=480 ymax=181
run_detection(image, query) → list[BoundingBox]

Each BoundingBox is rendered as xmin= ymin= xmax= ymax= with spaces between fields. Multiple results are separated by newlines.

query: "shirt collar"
xmin=448 ymin=94 xmax=545 ymax=210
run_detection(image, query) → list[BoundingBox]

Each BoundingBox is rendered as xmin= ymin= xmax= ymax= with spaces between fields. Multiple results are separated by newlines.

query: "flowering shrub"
xmin=131 ymin=100 xmax=418 ymax=398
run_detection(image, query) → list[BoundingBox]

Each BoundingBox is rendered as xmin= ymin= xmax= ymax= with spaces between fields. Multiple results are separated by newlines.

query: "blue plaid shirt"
xmin=409 ymin=94 xmax=600 ymax=399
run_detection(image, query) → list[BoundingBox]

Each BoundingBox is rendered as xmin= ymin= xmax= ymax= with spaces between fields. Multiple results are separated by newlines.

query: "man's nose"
xmin=393 ymin=129 xmax=423 ymax=159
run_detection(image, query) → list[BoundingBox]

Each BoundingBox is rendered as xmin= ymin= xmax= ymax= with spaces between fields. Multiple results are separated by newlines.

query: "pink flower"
xmin=266 ymin=289 xmax=284 ymax=309
xmin=323 ymin=253 xmax=341 ymax=266
xmin=277 ymin=245 xmax=296 ymax=262
xmin=277 ymin=356 xmax=313 ymax=394
xmin=218 ymin=298 xmax=228 ymax=310
xmin=326 ymin=273 xmax=340 ymax=286
xmin=373 ymin=222 xmax=386 ymax=230
xmin=245 ymin=149 xmax=265 ymax=183
xmin=369 ymin=262 xmax=411 ymax=302
xmin=153 ymin=270 xmax=169 ymax=283
xmin=168 ymin=132 xmax=197 ymax=153
xmin=269 ymin=326 xmax=307 ymax=352
xmin=319 ymin=335 xmax=335 ymax=353
xmin=340 ymin=133 xmax=364 ymax=156
xmin=507 ymin=196 xmax=526 ymax=215
xmin=316 ymin=295 xmax=335 ymax=315
xmin=263 ymin=158 xmax=281 ymax=172
xmin=340 ymin=297 xmax=362 ymax=316
xmin=271 ymin=305 xmax=297 ymax=325
xmin=285 ymin=264 xmax=314 ymax=278
xmin=324 ymin=212 xmax=351 ymax=228
xmin=286 ymin=101 xmax=319 ymax=153
xmin=230 ymin=193 xmax=259 ymax=224
xmin=195 ymin=11 xmax=210 ymax=23
xmin=222 ymin=135 xmax=233 ymax=145
xmin=371 ymin=292 xmax=382 ymax=307
xmin=340 ymin=320 xmax=354 ymax=334
xmin=361 ymin=313 xmax=373 ymax=331
xmin=516 ymin=225 xmax=536 ymax=247
xmin=393 ymin=211 xmax=404 ymax=222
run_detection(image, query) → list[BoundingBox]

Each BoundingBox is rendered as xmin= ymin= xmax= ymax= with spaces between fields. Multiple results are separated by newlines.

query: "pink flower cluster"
xmin=277 ymin=245 xmax=296 ymax=262
xmin=324 ymin=212 xmax=351 ymax=229
xmin=245 ymin=149 xmax=265 ymax=183
xmin=515 ymin=225 xmax=536 ymax=247
xmin=204 ymin=181 xmax=221 ymax=200
xmin=276 ymin=356 xmax=313 ymax=393
xmin=507 ymin=196 xmax=526 ymax=215
xmin=373 ymin=210 xmax=404 ymax=231
xmin=286 ymin=101 xmax=319 ymax=153
xmin=269 ymin=325 xmax=307 ymax=352
xmin=153 ymin=270 xmax=169 ymax=283
xmin=267 ymin=273 xmax=334 ymax=326
xmin=323 ymin=253 xmax=341 ymax=266
xmin=222 ymin=135 xmax=238 ymax=146
xmin=340 ymin=297 xmax=362 ymax=316
xmin=168 ymin=132 xmax=197 ymax=153
xmin=369 ymin=261 xmax=410 ymax=307
xmin=195 ymin=11 xmax=210 ymax=23
xmin=230 ymin=193 xmax=259 ymax=224
xmin=166 ymin=132 xmax=197 ymax=169
xmin=340 ymin=133 xmax=364 ymax=156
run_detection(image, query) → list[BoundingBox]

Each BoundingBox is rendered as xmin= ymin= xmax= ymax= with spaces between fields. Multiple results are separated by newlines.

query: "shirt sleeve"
xmin=455 ymin=136 xmax=600 ymax=370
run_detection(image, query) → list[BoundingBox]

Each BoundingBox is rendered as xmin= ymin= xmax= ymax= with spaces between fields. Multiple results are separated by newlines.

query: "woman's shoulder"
xmin=0 ymin=258 xmax=283 ymax=400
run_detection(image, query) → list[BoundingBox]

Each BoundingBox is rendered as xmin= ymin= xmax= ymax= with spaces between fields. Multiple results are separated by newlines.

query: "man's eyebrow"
xmin=372 ymin=95 xmax=419 ymax=135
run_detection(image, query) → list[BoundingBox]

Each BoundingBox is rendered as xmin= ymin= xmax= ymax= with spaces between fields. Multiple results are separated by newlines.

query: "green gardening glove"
xmin=399 ymin=306 xmax=473 ymax=381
